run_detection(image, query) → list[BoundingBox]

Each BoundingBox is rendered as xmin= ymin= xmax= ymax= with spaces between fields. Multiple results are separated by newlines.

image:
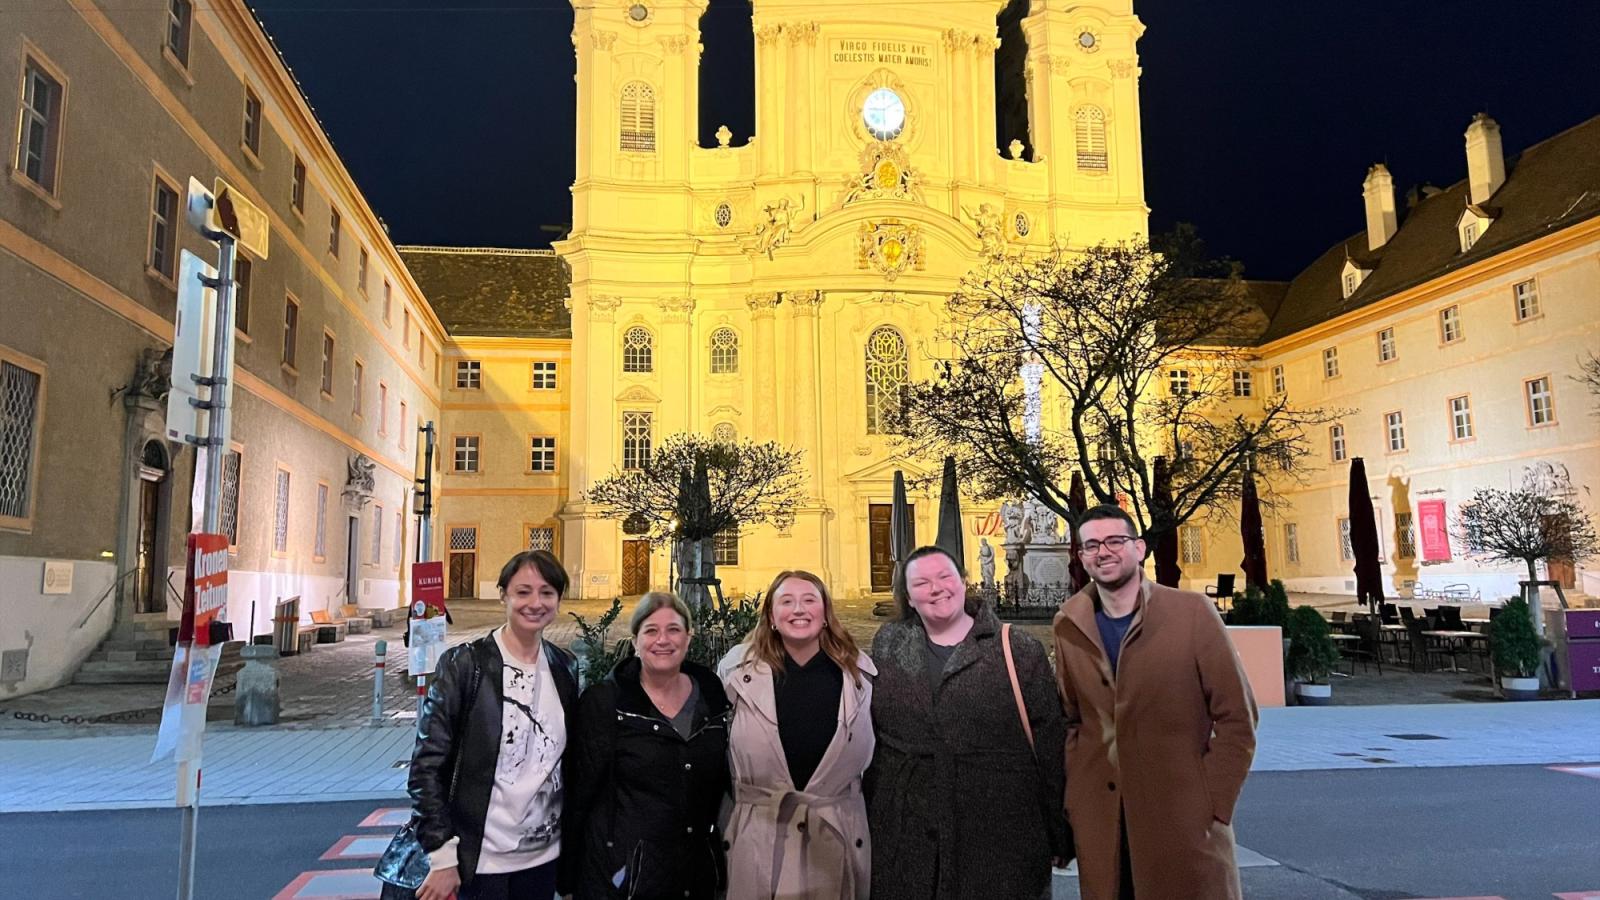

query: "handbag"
xmin=1001 ymin=623 xmax=1075 ymax=865
xmin=374 ymin=642 xmax=484 ymax=896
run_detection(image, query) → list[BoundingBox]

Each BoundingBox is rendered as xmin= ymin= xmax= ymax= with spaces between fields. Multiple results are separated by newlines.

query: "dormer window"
xmin=1343 ymin=272 xmax=1358 ymax=297
xmin=1339 ymin=259 xmax=1371 ymax=299
xmin=1460 ymin=222 xmax=1478 ymax=251
xmin=1456 ymin=204 xmax=1496 ymax=253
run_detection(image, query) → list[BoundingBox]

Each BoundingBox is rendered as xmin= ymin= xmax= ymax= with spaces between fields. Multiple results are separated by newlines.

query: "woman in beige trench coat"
xmin=723 ymin=570 xmax=875 ymax=900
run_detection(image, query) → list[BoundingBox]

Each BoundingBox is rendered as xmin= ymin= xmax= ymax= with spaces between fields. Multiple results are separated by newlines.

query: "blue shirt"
xmin=1095 ymin=607 xmax=1137 ymax=675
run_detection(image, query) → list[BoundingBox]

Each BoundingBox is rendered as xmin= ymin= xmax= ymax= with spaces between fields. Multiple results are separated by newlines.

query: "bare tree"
xmin=1454 ymin=476 xmax=1599 ymax=587
xmin=586 ymin=433 xmax=806 ymax=546
xmin=896 ymin=231 xmax=1342 ymax=548
xmin=1578 ymin=351 xmax=1600 ymax=416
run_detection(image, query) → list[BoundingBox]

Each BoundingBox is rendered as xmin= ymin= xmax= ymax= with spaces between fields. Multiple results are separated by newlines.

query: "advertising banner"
xmin=409 ymin=561 xmax=448 ymax=676
xmin=1418 ymin=499 xmax=1451 ymax=562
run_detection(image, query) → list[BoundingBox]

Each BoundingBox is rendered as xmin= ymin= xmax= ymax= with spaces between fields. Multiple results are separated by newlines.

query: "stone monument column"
xmin=747 ymin=292 xmax=780 ymax=439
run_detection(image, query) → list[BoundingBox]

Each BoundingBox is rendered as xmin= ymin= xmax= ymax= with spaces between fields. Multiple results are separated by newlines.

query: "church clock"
xmin=862 ymin=88 xmax=906 ymax=141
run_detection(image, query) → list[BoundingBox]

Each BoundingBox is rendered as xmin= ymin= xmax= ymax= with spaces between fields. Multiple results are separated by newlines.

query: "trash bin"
xmin=1565 ymin=609 xmax=1600 ymax=694
xmin=273 ymin=596 xmax=302 ymax=655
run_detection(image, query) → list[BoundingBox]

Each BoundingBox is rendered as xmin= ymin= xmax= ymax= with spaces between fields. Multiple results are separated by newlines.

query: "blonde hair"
xmin=629 ymin=591 xmax=694 ymax=636
xmin=747 ymin=570 xmax=862 ymax=686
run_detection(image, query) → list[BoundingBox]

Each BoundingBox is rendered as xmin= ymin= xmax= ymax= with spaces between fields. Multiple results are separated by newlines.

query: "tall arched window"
xmin=709 ymin=327 xmax=739 ymax=374
xmin=620 ymin=81 xmax=656 ymax=152
xmin=865 ymin=326 xmax=908 ymax=434
xmin=622 ymin=326 xmax=653 ymax=373
xmin=1074 ymin=105 xmax=1108 ymax=171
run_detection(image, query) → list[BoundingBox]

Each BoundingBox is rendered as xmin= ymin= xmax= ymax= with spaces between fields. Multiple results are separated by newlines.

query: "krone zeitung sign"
xmin=831 ymin=38 xmax=934 ymax=68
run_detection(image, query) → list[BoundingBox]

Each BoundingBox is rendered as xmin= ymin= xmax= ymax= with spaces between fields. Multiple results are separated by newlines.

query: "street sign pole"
xmin=412 ymin=421 xmax=437 ymax=722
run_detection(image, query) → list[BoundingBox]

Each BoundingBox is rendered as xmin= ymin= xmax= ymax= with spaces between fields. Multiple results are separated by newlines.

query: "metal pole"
xmin=371 ymin=639 xmax=388 ymax=727
xmin=176 ymin=235 xmax=235 ymax=900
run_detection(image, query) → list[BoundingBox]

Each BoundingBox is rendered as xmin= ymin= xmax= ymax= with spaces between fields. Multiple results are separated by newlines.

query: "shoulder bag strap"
xmin=1001 ymin=622 xmax=1035 ymax=752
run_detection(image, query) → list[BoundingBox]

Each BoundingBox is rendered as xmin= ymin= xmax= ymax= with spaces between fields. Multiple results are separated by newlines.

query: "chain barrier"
xmin=8 ymin=673 xmax=238 ymax=726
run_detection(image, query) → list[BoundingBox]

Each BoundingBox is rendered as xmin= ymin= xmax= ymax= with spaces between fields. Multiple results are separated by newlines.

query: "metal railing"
xmin=73 ymin=568 xmax=140 ymax=630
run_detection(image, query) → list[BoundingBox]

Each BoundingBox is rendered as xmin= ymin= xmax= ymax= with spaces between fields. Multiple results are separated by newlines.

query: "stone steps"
xmin=72 ymin=637 xmax=245 ymax=685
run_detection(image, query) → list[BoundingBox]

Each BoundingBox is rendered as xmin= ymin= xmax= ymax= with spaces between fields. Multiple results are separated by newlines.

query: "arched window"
xmin=712 ymin=422 xmax=736 ymax=443
xmin=865 ymin=325 xmax=908 ymax=434
xmin=620 ymin=81 xmax=656 ymax=152
xmin=1074 ymin=105 xmax=1108 ymax=171
xmin=709 ymin=327 xmax=739 ymax=374
xmin=622 ymin=326 xmax=653 ymax=373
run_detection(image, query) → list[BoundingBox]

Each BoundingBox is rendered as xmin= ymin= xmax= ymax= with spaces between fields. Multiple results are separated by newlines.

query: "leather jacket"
xmin=407 ymin=632 xmax=579 ymax=886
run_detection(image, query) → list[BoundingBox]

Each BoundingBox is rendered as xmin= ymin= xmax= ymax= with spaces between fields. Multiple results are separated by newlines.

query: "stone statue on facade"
xmin=963 ymin=202 xmax=1005 ymax=260
xmin=1026 ymin=499 xmax=1060 ymax=545
xmin=756 ymin=195 xmax=804 ymax=259
xmin=1000 ymin=500 xmax=1026 ymax=544
xmin=126 ymin=347 xmax=172 ymax=402
xmin=978 ymin=538 xmax=996 ymax=589
xmin=343 ymin=454 xmax=376 ymax=506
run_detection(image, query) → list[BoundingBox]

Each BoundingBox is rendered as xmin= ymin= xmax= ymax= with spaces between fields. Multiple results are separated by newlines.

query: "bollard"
xmin=370 ymin=640 xmax=387 ymax=727
xmin=234 ymin=644 xmax=280 ymax=726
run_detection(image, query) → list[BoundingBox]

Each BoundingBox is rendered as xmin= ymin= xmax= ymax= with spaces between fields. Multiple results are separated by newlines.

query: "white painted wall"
xmin=0 ymin=557 xmax=116 ymax=698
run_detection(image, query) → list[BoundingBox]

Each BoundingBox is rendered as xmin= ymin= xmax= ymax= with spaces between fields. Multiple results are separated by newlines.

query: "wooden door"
xmin=134 ymin=477 xmax=162 ymax=613
xmin=869 ymin=504 xmax=893 ymax=593
xmin=621 ymin=540 xmax=651 ymax=595
xmin=447 ymin=526 xmax=478 ymax=598
xmin=1542 ymin=515 xmax=1578 ymax=588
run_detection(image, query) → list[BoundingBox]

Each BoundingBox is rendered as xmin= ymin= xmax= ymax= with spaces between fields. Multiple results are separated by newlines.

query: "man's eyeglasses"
xmin=1078 ymin=535 xmax=1137 ymax=555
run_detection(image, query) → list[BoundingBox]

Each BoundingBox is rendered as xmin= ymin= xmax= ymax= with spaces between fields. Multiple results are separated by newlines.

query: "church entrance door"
xmin=869 ymin=504 xmax=894 ymax=593
xmin=621 ymin=540 xmax=651 ymax=596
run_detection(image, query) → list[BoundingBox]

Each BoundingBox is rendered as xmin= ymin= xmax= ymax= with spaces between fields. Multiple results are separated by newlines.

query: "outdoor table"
xmin=1421 ymin=630 xmax=1486 ymax=673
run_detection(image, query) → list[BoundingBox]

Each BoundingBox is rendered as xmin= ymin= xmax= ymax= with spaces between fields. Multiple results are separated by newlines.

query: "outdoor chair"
xmin=1438 ymin=606 xmax=1465 ymax=631
xmin=1380 ymin=603 xmax=1400 ymax=625
xmin=1399 ymin=606 xmax=1417 ymax=625
xmin=1350 ymin=616 xmax=1386 ymax=675
xmin=1405 ymin=619 xmax=1441 ymax=672
xmin=1204 ymin=574 xmax=1236 ymax=605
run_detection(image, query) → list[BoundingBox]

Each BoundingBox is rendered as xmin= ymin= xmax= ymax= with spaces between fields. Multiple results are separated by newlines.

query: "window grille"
xmin=1396 ymin=512 xmax=1417 ymax=560
xmin=273 ymin=469 xmax=290 ymax=554
xmin=623 ymin=327 xmax=653 ymax=373
xmin=450 ymin=527 xmax=477 ymax=551
xmin=713 ymin=531 xmax=740 ymax=566
xmin=1179 ymin=526 xmax=1204 ymax=565
xmin=1339 ymin=518 xmax=1353 ymax=561
xmin=314 ymin=483 xmax=328 ymax=559
xmin=0 ymin=362 xmax=43 ymax=520
xmin=623 ymin=412 xmax=653 ymax=469
xmin=528 ymin=527 xmax=555 ymax=552
xmin=709 ymin=328 xmax=739 ymax=374
xmin=865 ymin=326 xmax=908 ymax=434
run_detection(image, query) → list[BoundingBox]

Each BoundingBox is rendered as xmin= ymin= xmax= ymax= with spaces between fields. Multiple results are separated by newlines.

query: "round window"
xmin=714 ymin=203 xmax=733 ymax=228
xmin=861 ymin=88 xmax=906 ymax=142
xmin=1078 ymin=30 xmax=1097 ymax=50
xmin=1014 ymin=212 xmax=1031 ymax=237
xmin=627 ymin=3 xmax=650 ymax=22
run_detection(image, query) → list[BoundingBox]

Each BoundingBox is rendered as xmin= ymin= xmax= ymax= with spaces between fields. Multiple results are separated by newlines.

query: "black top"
xmin=1095 ymin=607 xmax=1136 ymax=675
xmin=774 ymin=650 xmax=844 ymax=790
xmin=925 ymin=635 xmax=959 ymax=697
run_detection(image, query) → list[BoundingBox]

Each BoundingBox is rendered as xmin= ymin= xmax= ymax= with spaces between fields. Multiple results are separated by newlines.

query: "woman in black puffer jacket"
xmin=563 ymin=592 xmax=732 ymax=900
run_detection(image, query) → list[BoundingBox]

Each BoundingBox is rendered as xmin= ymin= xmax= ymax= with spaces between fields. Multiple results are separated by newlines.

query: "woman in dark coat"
xmin=564 ymin=592 xmax=732 ymax=900
xmin=866 ymin=545 xmax=1069 ymax=900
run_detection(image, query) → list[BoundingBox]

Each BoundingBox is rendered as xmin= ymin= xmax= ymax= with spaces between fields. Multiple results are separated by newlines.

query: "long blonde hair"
xmin=746 ymin=570 xmax=862 ymax=686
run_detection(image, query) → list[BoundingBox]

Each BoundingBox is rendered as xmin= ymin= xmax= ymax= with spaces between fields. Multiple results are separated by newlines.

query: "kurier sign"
xmin=180 ymin=533 xmax=229 ymax=647
xmin=409 ymin=561 xmax=448 ymax=676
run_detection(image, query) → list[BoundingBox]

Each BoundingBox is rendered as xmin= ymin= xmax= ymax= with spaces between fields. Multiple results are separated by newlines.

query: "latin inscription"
xmin=831 ymin=39 xmax=933 ymax=68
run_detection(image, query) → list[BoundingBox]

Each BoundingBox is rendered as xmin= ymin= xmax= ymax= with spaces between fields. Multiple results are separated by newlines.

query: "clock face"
xmin=862 ymin=88 xmax=906 ymax=141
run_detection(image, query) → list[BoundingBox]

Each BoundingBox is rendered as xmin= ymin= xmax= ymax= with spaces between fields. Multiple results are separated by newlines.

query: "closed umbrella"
xmin=935 ymin=456 xmax=965 ymax=567
xmin=1151 ymin=456 xmax=1182 ymax=587
xmin=1239 ymin=462 xmax=1268 ymax=592
xmin=890 ymin=470 xmax=917 ymax=600
xmin=1067 ymin=471 xmax=1090 ymax=593
xmin=1347 ymin=457 xmax=1386 ymax=611
xmin=686 ymin=455 xmax=715 ymax=612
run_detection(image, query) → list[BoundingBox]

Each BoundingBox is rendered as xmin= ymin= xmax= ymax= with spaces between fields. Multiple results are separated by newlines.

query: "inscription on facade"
xmin=831 ymin=39 xmax=933 ymax=68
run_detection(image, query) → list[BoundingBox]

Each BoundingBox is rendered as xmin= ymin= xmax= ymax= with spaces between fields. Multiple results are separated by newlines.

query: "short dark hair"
xmin=893 ymin=545 xmax=980 ymax=621
xmin=496 ymin=549 xmax=569 ymax=598
xmin=1077 ymin=504 xmax=1138 ymax=540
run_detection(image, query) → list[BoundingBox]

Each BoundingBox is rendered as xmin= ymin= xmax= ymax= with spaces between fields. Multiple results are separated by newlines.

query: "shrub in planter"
xmin=1490 ymin=596 xmax=1544 ymax=700
xmin=1230 ymin=581 xmax=1290 ymax=629
xmin=1286 ymin=605 xmax=1340 ymax=704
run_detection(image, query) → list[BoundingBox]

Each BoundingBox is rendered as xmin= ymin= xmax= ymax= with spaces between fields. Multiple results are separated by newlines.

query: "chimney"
xmin=1362 ymin=164 xmax=1398 ymax=251
xmin=1464 ymin=113 xmax=1505 ymax=205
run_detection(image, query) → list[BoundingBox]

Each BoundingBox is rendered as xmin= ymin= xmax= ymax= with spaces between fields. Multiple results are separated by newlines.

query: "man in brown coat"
xmin=1053 ymin=504 xmax=1258 ymax=899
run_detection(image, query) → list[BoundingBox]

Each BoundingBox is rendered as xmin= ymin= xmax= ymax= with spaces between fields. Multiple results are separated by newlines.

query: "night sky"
xmin=251 ymin=0 xmax=1600 ymax=280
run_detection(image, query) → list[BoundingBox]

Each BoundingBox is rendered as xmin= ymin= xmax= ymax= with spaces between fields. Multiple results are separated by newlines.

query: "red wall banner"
xmin=1417 ymin=500 xmax=1451 ymax=562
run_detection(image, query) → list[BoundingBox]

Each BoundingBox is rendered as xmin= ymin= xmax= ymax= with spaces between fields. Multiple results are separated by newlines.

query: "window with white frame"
xmin=1395 ymin=512 xmax=1417 ymax=559
xmin=620 ymin=81 xmax=656 ymax=152
xmin=1329 ymin=423 xmax=1346 ymax=462
xmin=865 ymin=326 xmax=908 ymax=435
xmin=242 ymin=88 xmax=262 ymax=156
xmin=1526 ymin=377 xmax=1554 ymax=426
xmin=166 ymin=0 xmax=193 ymax=66
xmin=272 ymin=468 xmax=290 ymax=554
xmin=529 ymin=436 xmax=557 ymax=472
xmin=1460 ymin=221 xmax=1479 ymax=251
xmin=1283 ymin=522 xmax=1300 ymax=564
xmin=1168 ymin=369 xmax=1191 ymax=397
xmin=1342 ymin=271 xmax=1359 ymax=298
xmin=314 ymin=483 xmax=329 ymax=560
xmin=1338 ymin=517 xmax=1353 ymax=561
xmin=1271 ymin=365 xmax=1285 ymax=395
xmin=1232 ymin=370 xmax=1252 ymax=397
xmin=1439 ymin=305 xmax=1462 ymax=343
xmin=1322 ymin=347 xmax=1339 ymax=379
xmin=149 ymin=177 xmax=179 ymax=280
xmin=1514 ymin=280 xmax=1540 ymax=321
xmin=291 ymin=156 xmax=306 ymax=212
xmin=15 ymin=58 xmax=64 ymax=194
xmin=453 ymin=435 xmax=480 ymax=472
xmin=370 ymin=504 xmax=383 ymax=564
xmin=713 ymin=531 xmax=740 ymax=566
xmin=1179 ymin=526 xmax=1205 ymax=565
xmin=0 ymin=358 xmax=44 ymax=526
xmin=1377 ymin=327 xmax=1396 ymax=362
xmin=455 ymin=360 xmax=480 ymax=390
xmin=622 ymin=327 xmax=653 ymax=373
xmin=328 ymin=208 xmax=342 ymax=258
xmin=1074 ymin=105 xmax=1108 ymax=170
xmin=1449 ymin=395 xmax=1474 ymax=440
xmin=527 ymin=526 xmax=556 ymax=552
xmin=531 ymin=361 xmax=557 ymax=390
xmin=1385 ymin=411 xmax=1406 ymax=451
xmin=709 ymin=327 xmax=739 ymax=374
xmin=623 ymin=411 xmax=653 ymax=470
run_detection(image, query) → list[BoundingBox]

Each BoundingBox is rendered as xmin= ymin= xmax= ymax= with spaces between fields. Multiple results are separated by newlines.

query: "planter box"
xmin=1501 ymin=676 xmax=1540 ymax=701
xmin=1225 ymin=626 xmax=1285 ymax=708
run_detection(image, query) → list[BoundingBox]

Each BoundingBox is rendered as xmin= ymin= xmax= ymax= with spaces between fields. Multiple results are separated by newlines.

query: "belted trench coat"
xmin=723 ymin=650 xmax=876 ymax=900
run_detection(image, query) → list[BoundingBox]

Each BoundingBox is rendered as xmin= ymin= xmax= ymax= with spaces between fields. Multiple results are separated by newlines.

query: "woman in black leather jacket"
xmin=404 ymin=550 xmax=580 ymax=900
xmin=565 ymin=592 xmax=732 ymax=900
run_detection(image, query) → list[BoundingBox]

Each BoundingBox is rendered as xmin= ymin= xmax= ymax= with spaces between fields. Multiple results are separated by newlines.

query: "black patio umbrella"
xmin=1067 ymin=470 xmax=1090 ymax=593
xmin=1239 ymin=462 xmax=1269 ymax=592
xmin=1347 ymin=457 xmax=1386 ymax=611
xmin=1151 ymin=456 xmax=1182 ymax=587
xmin=935 ymin=456 xmax=965 ymax=568
xmin=890 ymin=469 xmax=917 ymax=600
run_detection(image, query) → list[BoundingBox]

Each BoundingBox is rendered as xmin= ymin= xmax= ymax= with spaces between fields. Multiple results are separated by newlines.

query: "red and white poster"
xmin=1418 ymin=499 xmax=1451 ymax=562
xmin=179 ymin=532 xmax=230 ymax=647
xmin=409 ymin=561 xmax=448 ymax=676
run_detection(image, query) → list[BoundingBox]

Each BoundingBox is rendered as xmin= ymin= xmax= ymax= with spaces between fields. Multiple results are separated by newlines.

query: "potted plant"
xmin=1490 ymin=596 xmax=1544 ymax=700
xmin=1286 ymin=605 xmax=1340 ymax=705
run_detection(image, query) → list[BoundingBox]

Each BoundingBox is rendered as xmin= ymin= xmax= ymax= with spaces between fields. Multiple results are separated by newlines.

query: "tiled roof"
xmin=1252 ymin=113 xmax=1600 ymax=345
xmin=397 ymin=246 xmax=571 ymax=338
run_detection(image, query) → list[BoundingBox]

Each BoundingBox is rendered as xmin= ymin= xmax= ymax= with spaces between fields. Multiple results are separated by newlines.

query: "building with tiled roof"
xmin=398 ymin=246 xmax=572 ymax=339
